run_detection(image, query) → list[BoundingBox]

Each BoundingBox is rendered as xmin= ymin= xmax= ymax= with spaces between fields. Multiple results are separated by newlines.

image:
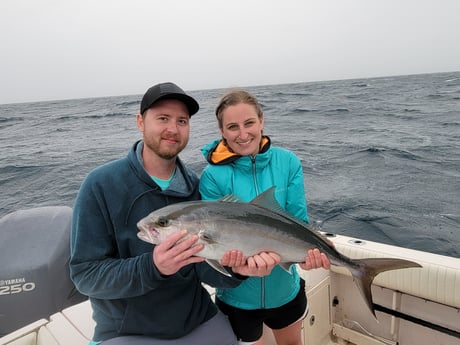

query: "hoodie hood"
xmin=201 ymin=136 xmax=271 ymax=165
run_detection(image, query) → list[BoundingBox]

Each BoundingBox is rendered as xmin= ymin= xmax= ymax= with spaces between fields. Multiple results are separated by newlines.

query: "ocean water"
xmin=1 ymin=72 xmax=459 ymax=258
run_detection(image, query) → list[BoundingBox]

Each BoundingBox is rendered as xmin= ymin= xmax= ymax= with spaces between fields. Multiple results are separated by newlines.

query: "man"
xmin=69 ymin=82 xmax=282 ymax=345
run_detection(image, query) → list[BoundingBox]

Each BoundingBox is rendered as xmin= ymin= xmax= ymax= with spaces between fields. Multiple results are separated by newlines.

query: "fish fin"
xmin=250 ymin=188 xmax=335 ymax=244
xmin=251 ymin=188 xmax=337 ymax=250
xmin=250 ymin=187 xmax=282 ymax=209
xmin=219 ymin=194 xmax=242 ymax=203
xmin=279 ymin=263 xmax=294 ymax=274
xmin=350 ymin=258 xmax=422 ymax=318
xmin=206 ymin=259 xmax=232 ymax=277
xmin=250 ymin=187 xmax=303 ymax=222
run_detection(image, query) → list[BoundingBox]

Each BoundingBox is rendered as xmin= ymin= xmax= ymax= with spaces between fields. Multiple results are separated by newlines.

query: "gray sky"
xmin=1 ymin=0 xmax=459 ymax=104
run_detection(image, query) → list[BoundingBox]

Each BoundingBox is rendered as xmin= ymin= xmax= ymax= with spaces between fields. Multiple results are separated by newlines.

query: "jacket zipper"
xmin=251 ymin=155 xmax=259 ymax=195
xmin=251 ymin=155 xmax=265 ymax=308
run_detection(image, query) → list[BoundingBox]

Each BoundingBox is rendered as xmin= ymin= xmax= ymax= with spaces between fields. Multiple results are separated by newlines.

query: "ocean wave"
xmin=440 ymin=214 xmax=460 ymax=224
xmin=347 ymin=146 xmax=422 ymax=162
xmin=381 ymin=111 xmax=421 ymax=121
xmin=117 ymin=100 xmax=139 ymax=107
xmin=364 ymin=147 xmax=384 ymax=153
xmin=86 ymin=112 xmax=131 ymax=119
xmin=57 ymin=112 xmax=130 ymax=121
xmin=272 ymin=91 xmax=314 ymax=97
xmin=0 ymin=116 xmax=25 ymax=123
xmin=425 ymin=93 xmax=447 ymax=100
xmin=0 ymin=164 xmax=47 ymax=183
xmin=441 ymin=121 xmax=460 ymax=127
xmin=310 ymin=200 xmax=373 ymax=221
xmin=323 ymin=108 xmax=350 ymax=114
xmin=309 ymin=201 xmax=399 ymax=242
xmin=292 ymin=108 xmax=317 ymax=113
xmin=0 ymin=175 xmax=17 ymax=187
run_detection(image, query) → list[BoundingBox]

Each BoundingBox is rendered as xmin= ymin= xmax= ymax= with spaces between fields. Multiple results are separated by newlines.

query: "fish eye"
xmin=157 ymin=216 xmax=170 ymax=227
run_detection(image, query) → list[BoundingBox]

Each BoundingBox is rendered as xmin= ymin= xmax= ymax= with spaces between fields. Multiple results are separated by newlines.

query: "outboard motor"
xmin=0 ymin=206 xmax=87 ymax=336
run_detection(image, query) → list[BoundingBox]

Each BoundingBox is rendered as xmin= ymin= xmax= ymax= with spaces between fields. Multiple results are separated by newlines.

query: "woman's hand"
xmin=299 ymin=248 xmax=330 ymax=270
xmin=222 ymin=251 xmax=281 ymax=277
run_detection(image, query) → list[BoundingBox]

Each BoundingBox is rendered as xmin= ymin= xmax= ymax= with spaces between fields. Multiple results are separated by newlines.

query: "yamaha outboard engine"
xmin=0 ymin=206 xmax=87 ymax=336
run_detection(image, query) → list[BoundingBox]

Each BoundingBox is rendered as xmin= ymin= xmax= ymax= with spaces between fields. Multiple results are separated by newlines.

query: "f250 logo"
xmin=0 ymin=278 xmax=36 ymax=295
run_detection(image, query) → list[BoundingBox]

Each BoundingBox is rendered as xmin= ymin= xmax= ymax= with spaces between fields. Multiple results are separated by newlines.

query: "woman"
xmin=199 ymin=89 xmax=330 ymax=345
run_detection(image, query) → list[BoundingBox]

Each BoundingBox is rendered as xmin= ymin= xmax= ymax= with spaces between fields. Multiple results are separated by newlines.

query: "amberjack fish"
xmin=137 ymin=187 xmax=421 ymax=316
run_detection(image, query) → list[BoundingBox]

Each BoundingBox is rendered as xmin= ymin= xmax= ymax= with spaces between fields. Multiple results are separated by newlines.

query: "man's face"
xmin=137 ymin=99 xmax=190 ymax=160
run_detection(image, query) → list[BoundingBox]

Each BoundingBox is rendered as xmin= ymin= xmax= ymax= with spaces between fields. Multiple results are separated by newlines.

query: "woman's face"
xmin=220 ymin=102 xmax=264 ymax=156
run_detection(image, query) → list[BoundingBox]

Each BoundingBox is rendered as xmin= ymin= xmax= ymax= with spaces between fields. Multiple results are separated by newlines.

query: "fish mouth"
xmin=137 ymin=222 xmax=160 ymax=243
xmin=148 ymin=227 xmax=160 ymax=237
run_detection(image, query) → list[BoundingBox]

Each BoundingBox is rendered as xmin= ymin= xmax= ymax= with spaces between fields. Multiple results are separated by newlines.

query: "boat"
xmin=1 ymin=207 xmax=459 ymax=345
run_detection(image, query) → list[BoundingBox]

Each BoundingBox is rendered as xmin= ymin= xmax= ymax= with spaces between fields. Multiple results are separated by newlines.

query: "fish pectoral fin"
xmin=206 ymin=259 xmax=232 ymax=277
xmin=279 ymin=263 xmax=294 ymax=274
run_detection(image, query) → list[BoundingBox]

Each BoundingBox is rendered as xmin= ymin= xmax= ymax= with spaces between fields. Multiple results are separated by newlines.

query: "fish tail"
xmin=349 ymin=258 xmax=422 ymax=317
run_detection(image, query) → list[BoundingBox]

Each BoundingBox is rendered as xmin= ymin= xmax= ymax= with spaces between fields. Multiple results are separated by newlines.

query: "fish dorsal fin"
xmin=251 ymin=187 xmax=279 ymax=208
xmin=219 ymin=194 xmax=242 ymax=203
xmin=250 ymin=187 xmax=324 ymax=234
xmin=250 ymin=187 xmax=295 ymax=219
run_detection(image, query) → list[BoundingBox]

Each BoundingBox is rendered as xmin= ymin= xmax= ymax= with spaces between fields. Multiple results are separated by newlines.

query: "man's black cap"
xmin=140 ymin=82 xmax=199 ymax=116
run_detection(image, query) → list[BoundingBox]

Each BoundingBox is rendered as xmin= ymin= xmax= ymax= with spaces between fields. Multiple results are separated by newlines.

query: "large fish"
xmin=137 ymin=187 xmax=421 ymax=316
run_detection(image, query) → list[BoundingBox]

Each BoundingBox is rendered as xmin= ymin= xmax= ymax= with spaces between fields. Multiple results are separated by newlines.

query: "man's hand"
xmin=221 ymin=251 xmax=281 ymax=277
xmin=153 ymin=230 xmax=205 ymax=276
xmin=299 ymin=248 xmax=330 ymax=270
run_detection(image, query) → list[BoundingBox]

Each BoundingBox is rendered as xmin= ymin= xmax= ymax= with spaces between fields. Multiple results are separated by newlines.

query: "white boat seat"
xmin=0 ymin=301 xmax=94 ymax=345
xmin=61 ymin=300 xmax=95 ymax=340
xmin=45 ymin=312 xmax=90 ymax=345
xmin=0 ymin=320 xmax=48 ymax=345
xmin=36 ymin=327 xmax=59 ymax=345
xmin=1 ymin=333 xmax=36 ymax=345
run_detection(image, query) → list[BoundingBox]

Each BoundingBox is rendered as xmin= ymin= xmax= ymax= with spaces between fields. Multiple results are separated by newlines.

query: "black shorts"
xmin=215 ymin=279 xmax=307 ymax=342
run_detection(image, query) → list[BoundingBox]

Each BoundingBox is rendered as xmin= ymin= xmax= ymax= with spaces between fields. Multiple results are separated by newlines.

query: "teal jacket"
xmin=199 ymin=136 xmax=309 ymax=309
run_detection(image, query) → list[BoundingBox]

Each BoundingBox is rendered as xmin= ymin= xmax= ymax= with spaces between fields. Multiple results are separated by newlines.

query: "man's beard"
xmin=144 ymin=136 xmax=188 ymax=160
